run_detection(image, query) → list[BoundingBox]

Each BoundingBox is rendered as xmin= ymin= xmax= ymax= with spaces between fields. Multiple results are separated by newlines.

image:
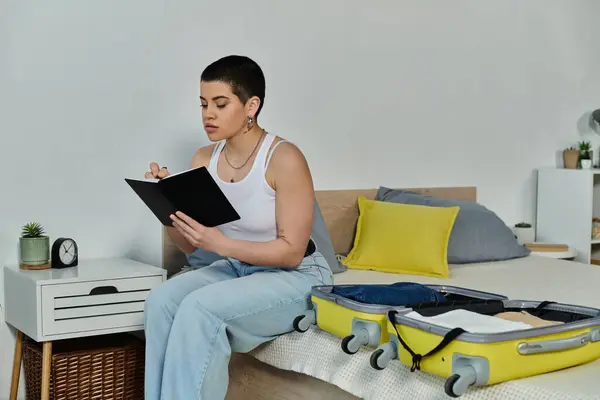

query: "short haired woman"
xmin=143 ymin=55 xmax=333 ymax=400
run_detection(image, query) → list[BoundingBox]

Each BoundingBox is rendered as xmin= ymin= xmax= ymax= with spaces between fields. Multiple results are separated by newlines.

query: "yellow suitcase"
xmin=292 ymin=283 xmax=506 ymax=355
xmin=370 ymin=298 xmax=600 ymax=397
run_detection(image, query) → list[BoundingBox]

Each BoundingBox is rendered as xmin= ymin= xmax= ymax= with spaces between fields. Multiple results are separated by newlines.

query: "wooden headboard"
xmin=162 ymin=186 xmax=476 ymax=276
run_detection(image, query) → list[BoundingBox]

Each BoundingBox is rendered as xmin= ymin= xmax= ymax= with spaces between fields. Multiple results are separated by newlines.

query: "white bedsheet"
xmin=247 ymin=255 xmax=600 ymax=399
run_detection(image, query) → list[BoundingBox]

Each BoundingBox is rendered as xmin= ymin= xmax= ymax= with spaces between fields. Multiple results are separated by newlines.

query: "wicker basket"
xmin=23 ymin=333 xmax=145 ymax=400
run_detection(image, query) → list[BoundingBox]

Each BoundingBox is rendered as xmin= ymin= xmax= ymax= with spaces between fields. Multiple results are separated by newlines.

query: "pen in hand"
xmin=145 ymin=162 xmax=170 ymax=179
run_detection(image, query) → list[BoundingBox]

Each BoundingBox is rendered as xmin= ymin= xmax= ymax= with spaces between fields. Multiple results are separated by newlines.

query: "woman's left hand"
xmin=170 ymin=211 xmax=228 ymax=255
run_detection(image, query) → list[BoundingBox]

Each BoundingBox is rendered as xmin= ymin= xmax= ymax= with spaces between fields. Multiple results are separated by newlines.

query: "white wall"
xmin=2 ymin=0 xmax=599 ymax=395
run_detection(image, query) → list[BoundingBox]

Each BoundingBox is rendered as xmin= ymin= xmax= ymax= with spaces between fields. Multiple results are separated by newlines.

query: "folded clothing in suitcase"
xmin=402 ymin=308 xmax=534 ymax=333
xmin=330 ymin=282 xmax=449 ymax=306
xmin=371 ymin=298 xmax=600 ymax=397
xmin=292 ymin=282 xmax=507 ymax=356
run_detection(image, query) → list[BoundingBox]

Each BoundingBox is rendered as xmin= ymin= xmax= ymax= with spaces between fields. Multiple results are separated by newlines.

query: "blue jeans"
xmin=143 ymin=251 xmax=333 ymax=400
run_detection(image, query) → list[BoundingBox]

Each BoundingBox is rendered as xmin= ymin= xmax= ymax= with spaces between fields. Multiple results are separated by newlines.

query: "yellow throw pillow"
xmin=342 ymin=196 xmax=459 ymax=278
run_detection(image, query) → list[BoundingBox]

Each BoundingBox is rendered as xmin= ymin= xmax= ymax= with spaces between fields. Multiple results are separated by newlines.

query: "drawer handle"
xmin=89 ymin=286 xmax=119 ymax=295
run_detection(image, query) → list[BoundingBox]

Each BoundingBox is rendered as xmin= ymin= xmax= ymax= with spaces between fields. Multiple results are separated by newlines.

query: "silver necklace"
xmin=224 ymin=129 xmax=265 ymax=181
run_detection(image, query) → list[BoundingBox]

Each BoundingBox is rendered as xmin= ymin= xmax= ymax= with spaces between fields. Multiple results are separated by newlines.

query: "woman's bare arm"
xmin=218 ymin=142 xmax=315 ymax=267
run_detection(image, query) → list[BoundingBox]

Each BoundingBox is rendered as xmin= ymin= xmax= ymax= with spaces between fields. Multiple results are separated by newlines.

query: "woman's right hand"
xmin=145 ymin=162 xmax=170 ymax=179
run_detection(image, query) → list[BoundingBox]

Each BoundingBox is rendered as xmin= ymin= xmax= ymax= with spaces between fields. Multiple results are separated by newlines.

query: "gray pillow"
xmin=186 ymin=199 xmax=346 ymax=273
xmin=376 ymin=187 xmax=530 ymax=264
xmin=312 ymin=200 xmax=347 ymax=273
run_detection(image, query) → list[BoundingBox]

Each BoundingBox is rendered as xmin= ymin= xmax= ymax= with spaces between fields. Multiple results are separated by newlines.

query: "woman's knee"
xmin=144 ymin=279 xmax=182 ymax=318
xmin=172 ymin=291 xmax=223 ymax=329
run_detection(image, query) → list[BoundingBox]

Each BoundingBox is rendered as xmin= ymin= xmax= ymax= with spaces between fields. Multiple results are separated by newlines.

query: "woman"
xmin=143 ymin=55 xmax=333 ymax=400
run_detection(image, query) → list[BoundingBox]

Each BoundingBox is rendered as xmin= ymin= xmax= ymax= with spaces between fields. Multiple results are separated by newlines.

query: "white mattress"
xmin=247 ymin=255 xmax=600 ymax=399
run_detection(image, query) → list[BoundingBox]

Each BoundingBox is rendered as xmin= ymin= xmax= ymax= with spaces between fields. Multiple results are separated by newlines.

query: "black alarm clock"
xmin=51 ymin=237 xmax=79 ymax=268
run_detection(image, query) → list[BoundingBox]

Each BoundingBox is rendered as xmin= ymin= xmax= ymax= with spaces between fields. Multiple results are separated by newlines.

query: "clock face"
xmin=59 ymin=239 xmax=77 ymax=265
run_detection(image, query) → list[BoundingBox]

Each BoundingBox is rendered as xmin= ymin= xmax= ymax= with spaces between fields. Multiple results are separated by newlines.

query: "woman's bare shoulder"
xmin=268 ymin=136 xmax=304 ymax=164
xmin=265 ymin=136 xmax=312 ymax=189
xmin=191 ymin=143 xmax=219 ymax=168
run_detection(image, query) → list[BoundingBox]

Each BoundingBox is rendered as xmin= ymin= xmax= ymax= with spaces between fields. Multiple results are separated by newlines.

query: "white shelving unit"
xmin=536 ymin=167 xmax=600 ymax=264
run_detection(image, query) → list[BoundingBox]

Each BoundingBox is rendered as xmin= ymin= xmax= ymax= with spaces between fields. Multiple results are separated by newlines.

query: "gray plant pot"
xmin=19 ymin=236 xmax=50 ymax=265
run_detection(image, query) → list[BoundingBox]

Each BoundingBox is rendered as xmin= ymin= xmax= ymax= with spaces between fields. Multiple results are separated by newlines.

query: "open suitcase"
xmin=292 ymin=282 xmax=507 ymax=355
xmin=370 ymin=297 xmax=600 ymax=397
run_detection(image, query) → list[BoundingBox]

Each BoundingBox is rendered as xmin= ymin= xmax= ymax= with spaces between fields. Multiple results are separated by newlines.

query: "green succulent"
xmin=577 ymin=141 xmax=592 ymax=160
xmin=21 ymin=222 xmax=46 ymax=238
xmin=579 ymin=141 xmax=592 ymax=151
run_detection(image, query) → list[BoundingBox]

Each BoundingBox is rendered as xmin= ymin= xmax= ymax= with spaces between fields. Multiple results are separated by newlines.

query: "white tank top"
xmin=207 ymin=132 xmax=287 ymax=242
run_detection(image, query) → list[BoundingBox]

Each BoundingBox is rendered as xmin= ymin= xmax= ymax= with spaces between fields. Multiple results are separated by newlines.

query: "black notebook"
xmin=125 ymin=166 xmax=240 ymax=227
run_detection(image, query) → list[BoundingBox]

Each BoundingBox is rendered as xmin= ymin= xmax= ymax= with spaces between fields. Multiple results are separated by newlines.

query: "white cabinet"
xmin=4 ymin=257 xmax=167 ymax=400
xmin=3 ymin=257 xmax=167 ymax=342
xmin=536 ymin=167 xmax=600 ymax=264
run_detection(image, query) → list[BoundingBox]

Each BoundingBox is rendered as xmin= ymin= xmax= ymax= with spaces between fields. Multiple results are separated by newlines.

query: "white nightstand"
xmin=3 ymin=257 xmax=166 ymax=400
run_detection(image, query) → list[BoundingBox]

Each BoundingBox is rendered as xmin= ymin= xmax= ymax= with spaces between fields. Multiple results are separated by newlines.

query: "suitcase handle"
xmin=517 ymin=328 xmax=600 ymax=355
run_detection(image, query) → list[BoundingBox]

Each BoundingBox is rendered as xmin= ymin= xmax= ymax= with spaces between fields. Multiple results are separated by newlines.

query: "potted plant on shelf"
xmin=19 ymin=221 xmax=51 ymax=269
xmin=512 ymin=222 xmax=535 ymax=244
xmin=563 ymin=146 xmax=579 ymax=169
xmin=579 ymin=141 xmax=593 ymax=169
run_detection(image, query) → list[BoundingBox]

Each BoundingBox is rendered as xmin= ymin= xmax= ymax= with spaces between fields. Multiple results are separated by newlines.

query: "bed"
xmin=161 ymin=187 xmax=600 ymax=400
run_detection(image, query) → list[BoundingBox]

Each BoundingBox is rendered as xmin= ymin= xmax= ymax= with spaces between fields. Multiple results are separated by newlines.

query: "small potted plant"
xmin=19 ymin=221 xmax=50 ymax=269
xmin=579 ymin=141 xmax=593 ymax=169
xmin=512 ymin=222 xmax=535 ymax=244
xmin=563 ymin=146 xmax=579 ymax=169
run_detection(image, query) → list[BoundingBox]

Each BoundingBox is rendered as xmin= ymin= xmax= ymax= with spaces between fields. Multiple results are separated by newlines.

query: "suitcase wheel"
xmin=341 ymin=325 xmax=372 ymax=354
xmin=370 ymin=349 xmax=385 ymax=370
xmin=444 ymin=375 xmax=462 ymax=398
xmin=444 ymin=366 xmax=477 ymax=398
xmin=341 ymin=334 xmax=360 ymax=354
xmin=293 ymin=315 xmax=307 ymax=332
xmin=370 ymin=342 xmax=396 ymax=370
xmin=292 ymin=310 xmax=315 ymax=333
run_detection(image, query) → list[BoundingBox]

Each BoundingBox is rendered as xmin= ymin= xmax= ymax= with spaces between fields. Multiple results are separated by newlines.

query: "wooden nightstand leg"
xmin=41 ymin=341 xmax=52 ymax=400
xmin=9 ymin=330 xmax=23 ymax=400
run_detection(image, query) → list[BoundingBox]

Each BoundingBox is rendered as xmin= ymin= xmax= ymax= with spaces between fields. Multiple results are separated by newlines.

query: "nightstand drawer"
xmin=41 ymin=275 xmax=163 ymax=336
